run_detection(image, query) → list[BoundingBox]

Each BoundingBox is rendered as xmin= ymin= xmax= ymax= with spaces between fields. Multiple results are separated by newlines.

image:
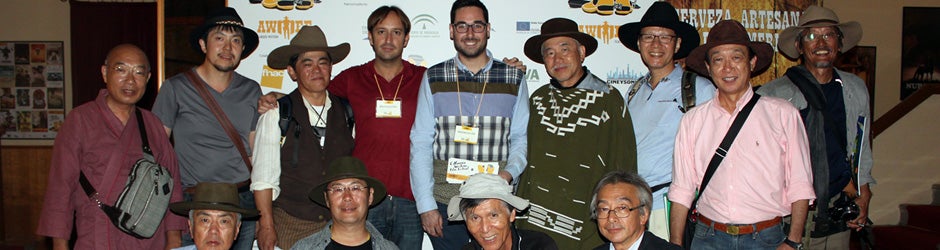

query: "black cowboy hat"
xmin=618 ymin=2 xmax=700 ymax=59
xmin=189 ymin=7 xmax=260 ymax=59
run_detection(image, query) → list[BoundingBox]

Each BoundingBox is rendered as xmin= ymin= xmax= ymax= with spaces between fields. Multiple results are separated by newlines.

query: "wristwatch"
xmin=784 ymin=238 xmax=804 ymax=250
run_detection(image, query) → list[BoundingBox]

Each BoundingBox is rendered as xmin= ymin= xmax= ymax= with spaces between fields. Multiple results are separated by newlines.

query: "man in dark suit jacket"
xmin=591 ymin=171 xmax=681 ymax=250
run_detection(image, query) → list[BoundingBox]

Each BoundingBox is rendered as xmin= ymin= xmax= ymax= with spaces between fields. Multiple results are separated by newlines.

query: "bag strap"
xmin=688 ymin=94 xmax=762 ymax=212
xmin=626 ymin=77 xmax=644 ymax=104
xmin=135 ymin=108 xmax=154 ymax=161
xmin=183 ymin=70 xmax=253 ymax=172
xmin=680 ymin=70 xmax=697 ymax=113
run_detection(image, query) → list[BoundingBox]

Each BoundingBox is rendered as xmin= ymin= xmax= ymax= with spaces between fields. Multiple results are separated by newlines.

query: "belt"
xmin=184 ymin=180 xmax=251 ymax=194
xmin=694 ymin=214 xmax=782 ymax=235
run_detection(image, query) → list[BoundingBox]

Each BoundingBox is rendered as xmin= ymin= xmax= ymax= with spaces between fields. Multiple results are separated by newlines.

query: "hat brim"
xmin=189 ymin=23 xmax=260 ymax=59
xmin=308 ymin=173 xmax=387 ymax=208
xmin=446 ymin=193 xmax=530 ymax=221
xmin=685 ymin=41 xmax=774 ymax=77
xmin=778 ymin=21 xmax=862 ymax=59
xmin=618 ymin=21 xmax=701 ymax=59
xmin=266 ymin=43 xmax=351 ymax=69
xmin=169 ymin=201 xmax=260 ymax=218
xmin=524 ymin=32 xmax=598 ymax=64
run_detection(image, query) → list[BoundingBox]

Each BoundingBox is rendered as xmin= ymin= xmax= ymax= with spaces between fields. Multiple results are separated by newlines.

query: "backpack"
xmin=627 ymin=70 xmax=698 ymax=113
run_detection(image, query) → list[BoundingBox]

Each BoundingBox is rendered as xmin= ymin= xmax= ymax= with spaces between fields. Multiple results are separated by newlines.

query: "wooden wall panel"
xmin=1 ymin=146 xmax=53 ymax=246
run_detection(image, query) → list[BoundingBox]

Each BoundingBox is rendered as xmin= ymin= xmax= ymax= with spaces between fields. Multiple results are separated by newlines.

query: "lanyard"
xmin=373 ymin=73 xmax=403 ymax=101
xmin=454 ymin=62 xmax=488 ymax=127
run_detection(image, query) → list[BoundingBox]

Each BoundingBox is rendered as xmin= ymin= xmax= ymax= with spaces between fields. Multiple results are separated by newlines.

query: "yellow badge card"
xmin=446 ymin=158 xmax=500 ymax=184
xmin=453 ymin=125 xmax=479 ymax=144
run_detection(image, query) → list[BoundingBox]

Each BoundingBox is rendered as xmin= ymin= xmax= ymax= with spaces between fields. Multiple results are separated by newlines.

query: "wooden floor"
xmin=0 ymin=146 xmax=53 ymax=249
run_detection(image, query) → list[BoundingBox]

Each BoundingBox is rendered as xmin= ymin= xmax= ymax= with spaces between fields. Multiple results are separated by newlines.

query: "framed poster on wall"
xmin=0 ymin=41 xmax=65 ymax=139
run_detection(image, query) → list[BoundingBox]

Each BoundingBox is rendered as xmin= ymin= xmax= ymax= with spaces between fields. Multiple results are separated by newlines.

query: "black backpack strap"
xmin=277 ymin=95 xmax=294 ymax=146
xmin=680 ymin=70 xmax=698 ymax=113
xmin=338 ymin=97 xmax=354 ymax=129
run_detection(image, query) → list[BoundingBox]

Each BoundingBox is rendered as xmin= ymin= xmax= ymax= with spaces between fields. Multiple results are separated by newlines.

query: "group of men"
xmin=36 ymin=0 xmax=874 ymax=249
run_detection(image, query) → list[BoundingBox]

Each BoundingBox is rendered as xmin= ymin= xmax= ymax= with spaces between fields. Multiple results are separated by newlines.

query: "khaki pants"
xmin=649 ymin=208 xmax=670 ymax=240
xmin=803 ymin=197 xmax=851 ymax=250
xmin=273 ymin=207 xmax=329 ymax=250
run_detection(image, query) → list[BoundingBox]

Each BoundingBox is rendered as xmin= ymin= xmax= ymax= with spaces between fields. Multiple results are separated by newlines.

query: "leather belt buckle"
xmin=727 ymin=225 xmax=741 ymax=235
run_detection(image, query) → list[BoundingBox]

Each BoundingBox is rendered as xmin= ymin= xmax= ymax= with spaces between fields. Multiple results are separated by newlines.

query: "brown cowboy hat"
xmin=523 ymin=18 xmax=598 ymax=64
xmin=685 ymin=20 xmax=774 ymax=77
xmin=618 ymin=1 xmax=700 ymax=59
xmin=778 ymin=5 xmax=862 ymax=59
xmin=189 ymin=7 xmax=260 ymax=59
xmin=267 ymin=25 xmax=350 ymax=69
xmin=169 ymin=182 xmax=259 ymax=218
xmin=308 ymin=157 xmax=387 ymax=208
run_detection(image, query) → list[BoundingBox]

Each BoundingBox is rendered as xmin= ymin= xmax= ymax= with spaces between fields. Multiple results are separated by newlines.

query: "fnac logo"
xmin=257 ymin=17 xmax=313 ymax=39
xmin=576 ymin=0 xmax=641 ymax=16
xmin=580 ymin=22 xmax=619 ymax=44
xmin=251 ymin=0 xmax=321 ymax=11
xmin=260 ymin=65 xmax=284 ymax=89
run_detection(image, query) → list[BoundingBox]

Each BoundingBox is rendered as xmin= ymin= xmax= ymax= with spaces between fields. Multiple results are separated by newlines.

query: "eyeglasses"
xmin=108 ymin=64 xmax=148 ymax=77
xmin=595 ymin=204 xmax=645 ymax=219
xmin=802 ymin=32 xmax=839 ymax=42
xmin=639 ymin=34 xmax=677 ymax=44
xmin=453 ymin=21 xmax=488 ymax=33
xmin=326 ymin=184 xmax=369 ymax=196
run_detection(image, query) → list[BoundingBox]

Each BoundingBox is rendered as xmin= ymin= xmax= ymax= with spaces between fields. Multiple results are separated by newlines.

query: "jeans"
xmin=428 ymin=202 xmax=470 ymax=250
xmin=367 ymin=195 xmax=423 ymax=250
xmin=181 ymin=188 xmax=257 ymax=250
xmin=691 ymin=220 xmax=786 ymax=250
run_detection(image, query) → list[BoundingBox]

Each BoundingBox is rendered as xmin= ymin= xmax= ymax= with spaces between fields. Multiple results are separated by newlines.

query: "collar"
xmin=549 ymin=66 xmax=589 ymax=90
xmin=794 ymin=65 xmax=843 ymax=86
xmin=609 ymin=232 xmax=645 ymax=250
xmin=453 ymin=50 xmax=495 ymax=75
xmin=640 ymin=63 xmax=684 ymax=88
xmin=711 ymin=87 xmax=756 ymax=115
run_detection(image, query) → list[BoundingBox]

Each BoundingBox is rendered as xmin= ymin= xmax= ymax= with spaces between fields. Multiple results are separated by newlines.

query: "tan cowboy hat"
xmin=169 ymin=182 xmax=259 ymax=218
xmin=778 ymin=5 xmax=862 ymax=59
xmin=523 ymin=18 xmax=598 ymax=64
xmin=618 ymin=1 xmax=700 ymax=59
xmin=267 ymin=25 xmax=351 ymax=69
xmin=308 ymin=157 xmax=387 ymax=208
xmin=189 ymin=7 xmax=260 ymax=59
xmin=685 ymin=20 xmax=774 ymax=77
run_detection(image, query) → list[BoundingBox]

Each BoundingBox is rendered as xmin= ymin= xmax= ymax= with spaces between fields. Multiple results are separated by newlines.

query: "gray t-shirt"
xmin=153 ymin=68 xmax=261 ymax=186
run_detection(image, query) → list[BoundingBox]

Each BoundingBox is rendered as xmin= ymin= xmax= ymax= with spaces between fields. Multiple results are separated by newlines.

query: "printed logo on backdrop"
xmin=515 ymin=21 xmax=543 ymax=35
xmin=569 ymin=0 xmax=643 ymax=16
xmin=526 ymin=69 xmax=540 ymax=82
xmin=257 ymin=16 xmax=313 ymax=39
xmin=411 ymin=14 xmax=441 ymax=38
xmin=580 ymin=22 xmax=620 ymax=44
xmin=249 ymin=0 xmax=321 ymax=11
xmin=606 ymin=66 xmax=645 ymax=85
xmin=678 ymin=8 xmax=801 ymax=52
xmin=260 ymin=65 xmax=285 ymax=89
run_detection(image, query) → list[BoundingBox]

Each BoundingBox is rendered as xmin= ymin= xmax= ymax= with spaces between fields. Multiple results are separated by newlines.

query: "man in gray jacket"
xmin=757 ymin=5 xmax=874 ymax=249
xmin=291 ymin=157 xmax=398 ymax=249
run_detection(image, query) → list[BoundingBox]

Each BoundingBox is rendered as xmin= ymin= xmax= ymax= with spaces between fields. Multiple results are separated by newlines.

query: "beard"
xmin=454 ymin=37 xmax=487 ymax=59
xmin=212 ymin=61 xmax=238 ymax=72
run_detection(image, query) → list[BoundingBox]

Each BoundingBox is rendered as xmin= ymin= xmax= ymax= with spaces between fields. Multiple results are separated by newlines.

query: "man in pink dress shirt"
xmin=667 ymin=20 xmax=815 ymax=250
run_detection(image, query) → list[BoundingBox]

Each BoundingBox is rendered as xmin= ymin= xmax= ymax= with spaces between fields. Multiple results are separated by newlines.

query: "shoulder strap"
xmin=784 ymin=67 xmax=826 ymax=110
xmin=688 ymin=94 xmax=762 ymax=211
xmin=680 ymin=70 xmax=697 ymax=112
xmin=277 ymin=95 xmax=294 ymax=146
xmin=182 ymin=70 xmax=253 ymax=172
xmin=135 ymin=108 xmax=153 ymax=160
xmin=626 ymin=78 xmax=644 ymax=104
xmin=338 ymin=97 xmax=354 ymax=129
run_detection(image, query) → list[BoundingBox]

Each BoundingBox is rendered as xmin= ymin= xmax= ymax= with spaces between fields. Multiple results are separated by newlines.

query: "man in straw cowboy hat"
xmin=292 ymin=157 xmax=398 ymax=249
xmin=514 ymin=17 xmax=636 ymax=250
xmin=152 ymin=7 xmax=262 ymax=249
xmin=170 ymin=182 xmax=260 ymax=250
xmin=757 ymin=5 xmax=874 ymax=249
xmin=449 ymin=173 xmax=557 ymax=250
xmin=669 ymin=19 xmax=815 ymax=249
xmin=617 ymin=2 xmax=716 ymax=240
xmin=251 ymin=25 xmax=354 ymax=250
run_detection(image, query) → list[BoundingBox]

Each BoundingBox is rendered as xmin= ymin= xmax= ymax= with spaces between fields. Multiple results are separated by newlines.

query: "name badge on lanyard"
xmin=453 ymin=125 xmax=479 ymax=144
xmin=375 ymin=98 xmax=402 ymax=118
xmin=446 ymin=158 xmax=500 ymax=183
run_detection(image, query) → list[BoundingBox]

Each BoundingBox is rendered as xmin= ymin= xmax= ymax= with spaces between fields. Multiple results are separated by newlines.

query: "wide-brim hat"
xmin=447 ymin=174 xmax=530 ymax=221
xmin=778 ymin=5 xmax=863 ymax=59
xmin=308 ymin=157 xmax=386 ymax=208
xmin=169 ymin=182 xmax=259 ymax=218
xmin=524 ymin=18 xmax=598 ymax=64
xmin=618 ymin=2 xmax=701 ymax=59
xmin=267 ymin=25 xmax=350 ymax=69
xmin=685 ymin=20 xmax=774 ymax=77
xmin=189 ymin=7 xmax=260 ymax=59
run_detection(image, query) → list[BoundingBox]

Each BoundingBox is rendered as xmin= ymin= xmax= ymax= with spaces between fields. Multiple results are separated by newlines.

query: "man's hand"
xmin=420 ymin=210 xmax=444 ymax=238
xmin=257 ymin=92 xmax=285 ymax=114
xmin=848 ymin=184 xmax=872 ymax=231
xmin=256 ymin=222 xmax=277 ymax=250
xmin=502 ymin=57 xmax=527 ymax=72
xmin=497 ymin=170 xmax=513 ymax=184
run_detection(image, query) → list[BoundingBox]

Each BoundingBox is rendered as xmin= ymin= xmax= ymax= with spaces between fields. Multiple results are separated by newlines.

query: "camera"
xmin=827 ymin=193 xmax=860 ymax=222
